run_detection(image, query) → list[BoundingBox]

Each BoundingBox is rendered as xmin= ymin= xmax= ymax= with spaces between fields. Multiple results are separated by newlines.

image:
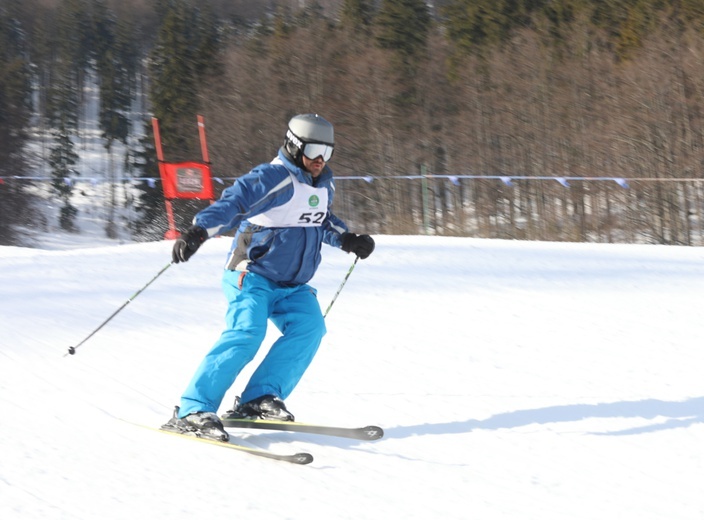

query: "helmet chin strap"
xmin=283 ymin=142 xmax=305 ymax=168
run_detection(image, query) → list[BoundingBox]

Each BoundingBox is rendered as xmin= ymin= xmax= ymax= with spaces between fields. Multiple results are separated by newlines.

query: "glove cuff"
xmin=340 ymin=232 xmax=356 ymax=252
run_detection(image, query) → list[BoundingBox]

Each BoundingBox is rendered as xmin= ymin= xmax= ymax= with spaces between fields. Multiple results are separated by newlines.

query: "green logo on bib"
xmin=308 ymin=195 xmax=320 ymax=207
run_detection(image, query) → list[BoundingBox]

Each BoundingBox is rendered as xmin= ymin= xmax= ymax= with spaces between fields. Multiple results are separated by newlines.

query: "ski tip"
xmin=363 ymin=426 xmax=384 ymax=440
xmin=291 ymin=453 xmax=314 ymax=465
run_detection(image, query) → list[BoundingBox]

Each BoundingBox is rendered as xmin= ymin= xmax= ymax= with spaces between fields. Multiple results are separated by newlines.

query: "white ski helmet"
xmin=284 ymin=114 xmax=335 ymax=165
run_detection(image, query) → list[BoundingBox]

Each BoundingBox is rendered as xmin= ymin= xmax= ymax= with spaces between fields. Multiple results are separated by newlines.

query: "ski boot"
xmin=161 ymin=406 xmax=229 ymax=442
xmin=222 ymin=395 xmax=295 ymax=422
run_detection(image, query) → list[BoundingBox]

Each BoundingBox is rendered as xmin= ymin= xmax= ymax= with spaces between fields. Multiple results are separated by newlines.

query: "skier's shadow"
xmin=386 ymin=396 xmax=704 ymax=438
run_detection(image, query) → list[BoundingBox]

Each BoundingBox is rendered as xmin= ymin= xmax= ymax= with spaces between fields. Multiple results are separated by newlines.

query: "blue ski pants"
xmin=178 ymin=269 xmax=326 ymax=418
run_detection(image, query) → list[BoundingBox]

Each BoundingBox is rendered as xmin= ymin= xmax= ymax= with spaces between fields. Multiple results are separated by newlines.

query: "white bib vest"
xmin=247 ymin=172 xmax=328 ymax=228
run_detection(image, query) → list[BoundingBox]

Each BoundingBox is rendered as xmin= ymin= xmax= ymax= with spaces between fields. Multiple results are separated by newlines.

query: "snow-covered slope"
xmin=1 ymin=235 xmax=703 ymax=519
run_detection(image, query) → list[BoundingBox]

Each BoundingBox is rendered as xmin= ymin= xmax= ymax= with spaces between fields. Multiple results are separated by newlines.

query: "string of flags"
xmin=3 ymin=174 xmax=704 ymax=189
xmin=0 ymin=176 xmax=226 ymax=188
xmin=336 ymin=175 xmax=634 ymax=188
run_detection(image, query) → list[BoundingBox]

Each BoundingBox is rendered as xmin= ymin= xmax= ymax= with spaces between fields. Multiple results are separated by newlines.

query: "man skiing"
xmin=162 ymin=114 xmax=375 ymax=441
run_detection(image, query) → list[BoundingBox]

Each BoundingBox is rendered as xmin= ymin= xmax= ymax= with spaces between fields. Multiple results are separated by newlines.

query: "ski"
xmin=158 ymin=427 xmax=313 ymax=464
xmin=126 ymin=420 xmax=313 ymax=464
xmin=221 ymin=417 xmax=384 ymax=441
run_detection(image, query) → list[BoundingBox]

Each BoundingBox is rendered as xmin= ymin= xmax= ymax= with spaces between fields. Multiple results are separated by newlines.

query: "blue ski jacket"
xmin=192 ymin=148 xmax=348 ymax=286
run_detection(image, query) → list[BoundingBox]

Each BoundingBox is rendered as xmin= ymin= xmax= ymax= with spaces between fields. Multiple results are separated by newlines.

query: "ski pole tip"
xmin=67 ymin=346 xmax=76 ymax=355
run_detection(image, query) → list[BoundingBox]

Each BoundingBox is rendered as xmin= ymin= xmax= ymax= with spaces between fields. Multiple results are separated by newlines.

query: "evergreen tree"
xmin=91 ymin=0 xmax=137 ymax=238
xmin=341 ymin=0 xmax=374 ymax=31
xmin=130 ymin=125 xmax=169 ymax=241
xmin=133 ymin=0 xmax=221 ymax=238
xmin=49 ymin=124 xmax=80 ymax=231
xmin=40 ymin=0 xmax=94 ymax=235
xmin=0 ymin=1 xmax=34 ymax=245
xmin=93 ymin=1 xmax=134 ymax=148
xmin=376 ymin=0 xmax=431 ymax=61
xmin=148 ymin=0 xmax=219 ymax=160
xmin=590 ymin=0 xmax=660 ymax=60
xmin=46 ymin=0 xmax=92 ymax=131
xmin=375 ymin=0 xmax=431 ymax=105
xmin=442 ymin=0 xmax=513 ymax=56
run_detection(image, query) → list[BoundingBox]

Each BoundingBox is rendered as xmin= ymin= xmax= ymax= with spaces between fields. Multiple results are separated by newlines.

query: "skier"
xmin=162 ymin=114 xmax=375 ymax=441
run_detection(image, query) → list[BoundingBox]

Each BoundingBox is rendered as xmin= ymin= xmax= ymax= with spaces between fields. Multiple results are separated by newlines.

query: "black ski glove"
xmin=172 ymin=226 xmax=208 ymax=263
xmin=341 ymin=233 xmax=375 ymax=259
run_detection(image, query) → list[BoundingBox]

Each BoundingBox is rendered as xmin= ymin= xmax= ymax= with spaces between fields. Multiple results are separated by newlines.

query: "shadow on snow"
xmin=386 ymin=397 xmax=704 ymax=438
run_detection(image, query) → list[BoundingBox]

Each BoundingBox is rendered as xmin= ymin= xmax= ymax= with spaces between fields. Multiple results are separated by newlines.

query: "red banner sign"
xmin=160 ymin=161 xmax=214 ymax=200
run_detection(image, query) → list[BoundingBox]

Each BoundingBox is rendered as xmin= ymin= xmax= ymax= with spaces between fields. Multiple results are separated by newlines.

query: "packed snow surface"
xmin=1 ymin=234 xmax=703 ymax=519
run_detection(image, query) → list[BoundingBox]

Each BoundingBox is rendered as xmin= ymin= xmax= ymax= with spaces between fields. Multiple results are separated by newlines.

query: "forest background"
xmin=3 ymin=0 xmax=704 ymax=246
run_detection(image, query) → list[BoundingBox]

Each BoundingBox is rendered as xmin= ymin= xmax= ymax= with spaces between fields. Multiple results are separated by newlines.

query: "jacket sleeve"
xmin=319 ymin=176 xmax=349 ymax=248
xmin=193 ymin=165 xmax=292 ymax=237
xmin=322 ymin=211 xmax=349 ymax=248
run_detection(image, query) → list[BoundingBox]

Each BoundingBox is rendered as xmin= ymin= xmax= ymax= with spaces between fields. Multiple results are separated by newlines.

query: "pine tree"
xmin=376 ymin=0 xmax=431 ymax=62
xmin=91 ymin=0 xmax=137 ymax=238
xmin=442 ymin=0 xmax=512 ymax=56
xmin=149 ymin=0 xmax=204 ymax=160
xmin=49 ymin=123 xmax=80 ymax=231
xmin=93 ymin=2 xmax=134 ymax=148
xmin=375 ymin=0 xmax=431 ymax=105
xmin=130 ymin=125 xmax=169 ymax=242
xmin=46 ymin=0 xmax=92 ymax=131
xmin=133 ymin=0 xmax=221 ymax=238
xmin=341 ymin=0 xmax=374 ymax=31
xmin=0 ymin=1 xmax=34 ymax=245
xmin=40 ymin=0 xmax=94 ymax=235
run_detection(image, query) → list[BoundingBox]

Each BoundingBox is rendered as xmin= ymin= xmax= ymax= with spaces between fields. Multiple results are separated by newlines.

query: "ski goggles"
xmin=302 ymin=142 xmax=334 ymax=162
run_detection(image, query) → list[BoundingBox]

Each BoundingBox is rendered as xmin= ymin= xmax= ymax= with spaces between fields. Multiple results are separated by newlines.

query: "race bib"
xmin=248 ymin=173 xmax=329 ymax=228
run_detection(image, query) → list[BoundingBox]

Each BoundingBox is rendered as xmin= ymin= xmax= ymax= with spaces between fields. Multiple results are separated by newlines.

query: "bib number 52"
xmin=298 ymin=212 xmax=325 ymax=224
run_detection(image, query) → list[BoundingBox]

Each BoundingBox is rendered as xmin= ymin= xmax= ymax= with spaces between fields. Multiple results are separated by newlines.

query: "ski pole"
xmin=65 ymin=262 xmax=173 ymax=357
xmin=324 ymin=256 xmax=359 ymax=318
